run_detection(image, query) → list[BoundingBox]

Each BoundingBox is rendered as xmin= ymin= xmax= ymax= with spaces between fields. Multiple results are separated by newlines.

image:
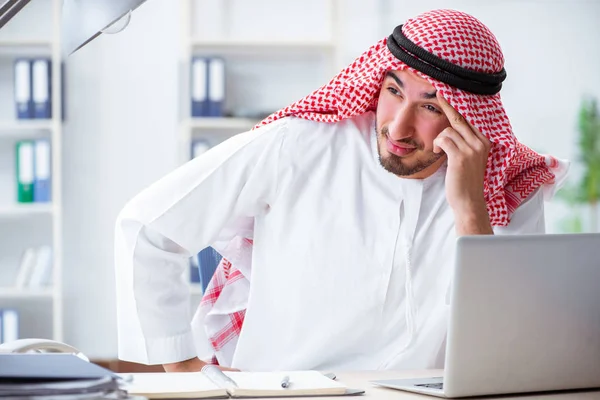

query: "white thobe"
xmin=114 ymin=111 xmax=548 ymax=371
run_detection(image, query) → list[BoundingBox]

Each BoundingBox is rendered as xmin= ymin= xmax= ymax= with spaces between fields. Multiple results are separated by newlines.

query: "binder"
xmin=207 ymin=57 xmax=225 ymax=117
xmin=197 ymin=247 xmax=222 ymax=292
xmin=32 ymin=58 xmax=52 ymax=119
xmin=0 ymin=309 xmax=19 ymax=344
xmin=191 ymin=138 xmax=211 ymax=159
xmin=33 ymin=139 xmax=51 ymax=202
xmin=191 ymin=57 xmax=209 ymax=117
xmin=14 ymin=59 xmax=32 ymax=119
xmin=15 ymin=141 xmax=34 ymax=203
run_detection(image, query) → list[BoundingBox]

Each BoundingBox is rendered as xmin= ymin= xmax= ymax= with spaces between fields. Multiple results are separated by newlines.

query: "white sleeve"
xmin=114 ymin=120 xmax=288 ymax=365
xmin=493 ymin=187 xmax=546 ymax=235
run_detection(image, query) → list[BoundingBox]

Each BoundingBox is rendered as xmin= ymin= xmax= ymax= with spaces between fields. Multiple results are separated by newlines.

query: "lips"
xmin=386 ymin=138 xmax=417 ymax=157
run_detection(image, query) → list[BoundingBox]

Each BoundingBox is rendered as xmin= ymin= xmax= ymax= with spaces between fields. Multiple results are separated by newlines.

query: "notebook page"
xmin=121 ymin=372 xmax=227 ymax=399
xmin=224 ymin=371 xmax=348 ymax=396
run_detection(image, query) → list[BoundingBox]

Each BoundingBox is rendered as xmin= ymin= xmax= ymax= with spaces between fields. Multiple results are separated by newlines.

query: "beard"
xmin=376 ymin=125 xmax=444 ymax=177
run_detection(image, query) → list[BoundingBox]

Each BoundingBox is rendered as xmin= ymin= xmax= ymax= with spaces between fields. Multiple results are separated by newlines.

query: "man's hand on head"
xmin=433 ymin=92 xmax=494 ymax=236
xmin=163 ymin=357 xmax=239 ymax=372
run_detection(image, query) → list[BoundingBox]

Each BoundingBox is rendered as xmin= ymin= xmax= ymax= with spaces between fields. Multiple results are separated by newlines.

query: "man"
xmin=114 ymin=9 xmax=567 ymax=373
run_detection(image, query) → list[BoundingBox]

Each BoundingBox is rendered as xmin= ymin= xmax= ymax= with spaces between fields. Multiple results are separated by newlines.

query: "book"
xmin=121 ymin=367 xmax=361 ymax=399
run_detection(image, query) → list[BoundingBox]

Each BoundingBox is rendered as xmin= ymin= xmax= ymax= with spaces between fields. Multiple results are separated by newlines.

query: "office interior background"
xmin=0 ymin=0 xmax=598 ymax=365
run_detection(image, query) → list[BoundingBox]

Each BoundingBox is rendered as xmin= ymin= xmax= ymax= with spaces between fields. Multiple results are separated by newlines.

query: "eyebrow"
xmin=385 ymin=71 xmax=437 ymax=99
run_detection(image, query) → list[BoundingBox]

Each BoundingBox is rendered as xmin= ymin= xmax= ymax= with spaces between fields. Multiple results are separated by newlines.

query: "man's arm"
xmin=433 ymin=93 xmax=494 ymax=236
xmin=114 ymin=120 xmax=288 ymax=370
xmin=454 ymin=203 xmax=494 ymax=236
xmin=163 ymin=357 xmax=206 ymax=372
xmin=493 ymin=187 xmax=545 ymax=235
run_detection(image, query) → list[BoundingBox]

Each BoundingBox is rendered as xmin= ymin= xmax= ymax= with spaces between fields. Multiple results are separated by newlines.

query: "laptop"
xmin=371 ymin=233 xmax=600 ymax=398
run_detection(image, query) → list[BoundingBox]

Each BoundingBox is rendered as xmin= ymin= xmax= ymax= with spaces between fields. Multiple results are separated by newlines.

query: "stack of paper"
xmin=0 ymin=354 xmax=121 ymax=399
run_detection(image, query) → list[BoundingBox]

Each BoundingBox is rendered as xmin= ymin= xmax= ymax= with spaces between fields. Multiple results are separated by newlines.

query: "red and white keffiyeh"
xmin=193 ymin=9 xmax=565 ymax=366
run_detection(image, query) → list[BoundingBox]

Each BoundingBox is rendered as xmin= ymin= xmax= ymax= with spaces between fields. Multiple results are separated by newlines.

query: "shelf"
xmin=0 ymin=39 xmax=53 ymax=47
xmin=0 ymin=39 xmax=53 ymax=56
xmin=0 ymin=203 xmax=53 ymax=218
xmin=0 ymin=120 xmax=54 ymax=136
xmin=189 ymin=117 xmax=259 ymax=130
xmin=190 ymin=39 xmax=335 ymax=53
xmin=0 ymin=287 xmax=54 ymax=299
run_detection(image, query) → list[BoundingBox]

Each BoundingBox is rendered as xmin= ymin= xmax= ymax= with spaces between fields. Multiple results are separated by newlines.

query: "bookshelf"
xmin=0 ymin=203 xmax=54 ymax=218
xmin=178 ymin=0 xmax=342 ymax=299
xmin=0 ymin=0 xmax=63 ymax=343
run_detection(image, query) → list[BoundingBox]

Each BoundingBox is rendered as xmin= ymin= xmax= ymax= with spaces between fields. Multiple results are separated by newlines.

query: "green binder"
xmin=15 ymin=140 xmax=34 ymax=203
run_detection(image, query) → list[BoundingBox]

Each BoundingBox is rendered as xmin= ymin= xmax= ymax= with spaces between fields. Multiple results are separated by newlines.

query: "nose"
xmin=387 ymin=105 xmax=416 ymax=142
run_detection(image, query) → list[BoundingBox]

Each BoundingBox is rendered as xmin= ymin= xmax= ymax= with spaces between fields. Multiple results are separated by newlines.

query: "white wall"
xmin=60 ymin=0 xmax=600 ymax=358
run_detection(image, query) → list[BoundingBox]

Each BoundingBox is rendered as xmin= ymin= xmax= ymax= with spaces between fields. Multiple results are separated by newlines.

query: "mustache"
xmin=380 ymin=126 xmax=423 ymax=150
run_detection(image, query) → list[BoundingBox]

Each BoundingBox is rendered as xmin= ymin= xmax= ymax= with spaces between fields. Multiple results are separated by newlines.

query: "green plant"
xmin=558 ymin=96 xmax=600 ymax=232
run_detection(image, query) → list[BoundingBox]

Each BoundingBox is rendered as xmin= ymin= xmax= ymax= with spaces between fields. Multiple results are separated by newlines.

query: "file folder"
xmin=207 ymin=57 xmax=225 ymax=117
xmin=197 ymin=247 xmax=222 ymax=292
xmin=32 ymin=58 xmax=52 ymax=119
xmin=33 ymin=139 xmax=51 ymax=202
xmin=15 ymin=141 xmax=34 ymax=203
xmin=191 ymin=57 xmax=209 ymax=117
xmin=14 ymin=59 xmax=32 ymax=119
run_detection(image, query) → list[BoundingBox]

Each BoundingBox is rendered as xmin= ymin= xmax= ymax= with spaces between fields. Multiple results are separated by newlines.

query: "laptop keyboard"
xmin=415 ymin=383 xmax=444 ymax=390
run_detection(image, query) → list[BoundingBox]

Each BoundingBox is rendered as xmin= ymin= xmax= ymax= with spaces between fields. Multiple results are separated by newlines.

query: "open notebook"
xmin=120 ymin=367 xmax=362 ymax=399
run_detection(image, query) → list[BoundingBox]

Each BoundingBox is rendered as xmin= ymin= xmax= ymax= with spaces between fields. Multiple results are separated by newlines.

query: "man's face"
xmin=375 ymin=69 xmax=451 ymax=179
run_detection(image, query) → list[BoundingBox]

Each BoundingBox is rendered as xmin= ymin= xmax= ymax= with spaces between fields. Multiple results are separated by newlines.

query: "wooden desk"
xmin=330 ymin=371 xmax=600 ymax=400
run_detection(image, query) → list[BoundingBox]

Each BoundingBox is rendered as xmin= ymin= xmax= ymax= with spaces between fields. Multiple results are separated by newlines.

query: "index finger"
xmin=436 ymin=92 xmax=489 ymax=143
xmin=436 ymin=91 xmax=469 ymax=129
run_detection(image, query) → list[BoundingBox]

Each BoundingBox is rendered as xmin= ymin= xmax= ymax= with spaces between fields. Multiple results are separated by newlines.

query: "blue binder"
xmin=207 ymin=57 xmax=225 ymax=117
xmin=189 ymin=259 xmax=201 ymax=284
xmin=33 ymin=139 xmax=51 ymax=202
xmin=191 ymin=57 xmax=209 ymax=117
xmin=197 ymin=247 xmax=222 ymax=293
xmin=32 ymin=58 xmax=52 ymax=119
xmin=14 ymin=58 xmax=32 ymax=119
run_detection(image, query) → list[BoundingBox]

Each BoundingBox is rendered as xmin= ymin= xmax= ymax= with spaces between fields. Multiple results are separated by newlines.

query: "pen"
xmin=280 ymin=375 xmax=291 ymax=389
xmin=201 ymin=364 xmax=239 ymax=388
